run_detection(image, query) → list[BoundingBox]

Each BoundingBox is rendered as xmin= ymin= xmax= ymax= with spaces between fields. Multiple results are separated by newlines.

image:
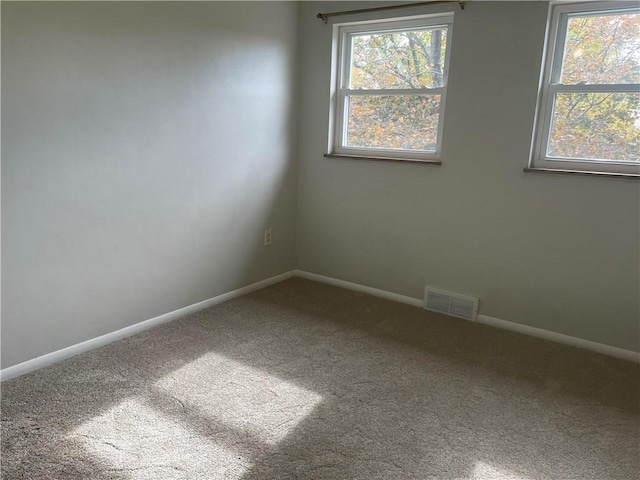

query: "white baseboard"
xmin=0 ymin=271 xmax=296 ymax=382
xmin=293 ymin=270 xmax=640 ymax=363
xmin=3 ymin=269 xmax=637 ymax=382
xmin=294 ymin=270 xmax=424 ymax=308
xmin=476 ymin=314 xmax=640 ymax=363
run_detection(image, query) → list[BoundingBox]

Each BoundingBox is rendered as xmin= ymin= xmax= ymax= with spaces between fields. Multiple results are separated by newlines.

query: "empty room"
xmin=1 ymin=0 xmax=639 ymax=479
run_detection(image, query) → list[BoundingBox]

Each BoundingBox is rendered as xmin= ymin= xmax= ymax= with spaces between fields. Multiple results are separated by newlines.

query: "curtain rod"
xmin=317 ymin=1 xmax=465 ymax=24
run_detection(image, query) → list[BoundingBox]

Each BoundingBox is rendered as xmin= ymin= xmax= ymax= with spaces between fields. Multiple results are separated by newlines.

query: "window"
xmin=530 ymin=2 xmax=640 ymax=176
xmin=328 ymin=14 xmax=454 ymax=162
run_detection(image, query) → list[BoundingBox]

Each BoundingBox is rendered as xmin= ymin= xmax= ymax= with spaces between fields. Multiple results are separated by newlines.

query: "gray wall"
xmin=2 ymin=2 xmax=299 ymax=367
xmin=296 ymin=1 xmax=640 ymax=351
xmin=3 ymin=1 xmax=638 ymax=369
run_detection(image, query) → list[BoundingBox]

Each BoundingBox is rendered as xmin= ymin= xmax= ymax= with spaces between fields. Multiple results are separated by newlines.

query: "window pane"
xmin=547 ymin=92 xmax=640 ymax=162
xmin=350 ymin=28 xmax=447 ymax=89
xmin=561 ymin=12 xmax=640 ymax=84
xmin=345 ymin=95 xmax=440 ymax=151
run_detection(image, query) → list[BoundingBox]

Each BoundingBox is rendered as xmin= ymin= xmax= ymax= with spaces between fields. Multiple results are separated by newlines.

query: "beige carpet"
xmin=1 ymin=277 xmax=639 ymax=479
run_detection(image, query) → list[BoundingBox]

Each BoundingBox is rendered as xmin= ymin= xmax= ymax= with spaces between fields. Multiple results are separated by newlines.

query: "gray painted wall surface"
xmin=2 ymin=2 xmax=299 ymax=367
xmin=3 ymin=1 xmax=638 ymax=369
xmin=296 ymin=1 xmax=640 ymax=351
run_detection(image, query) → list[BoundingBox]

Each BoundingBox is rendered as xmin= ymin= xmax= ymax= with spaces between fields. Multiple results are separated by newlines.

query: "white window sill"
xmin=524 ymin=167 xmax=640 ymax=180
xmin=324 ymin=153 xmax=442 ymax=165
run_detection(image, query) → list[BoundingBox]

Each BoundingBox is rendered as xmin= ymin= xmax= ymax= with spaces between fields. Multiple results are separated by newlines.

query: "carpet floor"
xmin=1 ymin=277 xmax=639 ymax=479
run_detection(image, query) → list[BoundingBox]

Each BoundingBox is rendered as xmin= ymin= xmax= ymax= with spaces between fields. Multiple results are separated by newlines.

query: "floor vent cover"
xmin=424 ymin=286 xmax=479 ymax=321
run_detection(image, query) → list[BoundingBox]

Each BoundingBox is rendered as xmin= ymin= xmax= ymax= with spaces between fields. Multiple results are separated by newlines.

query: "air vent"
xmin=424 ymin=286 xmax=479 ymax=321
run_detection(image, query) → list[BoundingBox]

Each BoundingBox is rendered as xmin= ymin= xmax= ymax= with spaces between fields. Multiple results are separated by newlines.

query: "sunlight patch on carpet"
xmin=69 ymin=398 xmax=249 ymax=479
xmin=154 ymin=351 xmax=323 ymax=445
xmin=472 ymin=460 xmax=531 ymax=480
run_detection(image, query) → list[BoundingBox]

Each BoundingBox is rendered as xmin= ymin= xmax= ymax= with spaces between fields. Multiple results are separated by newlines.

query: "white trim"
xmin=293 ymin=270 xmax=640 ymax=363
xmin=4 ymin=269 xmax=637 ymax=382
xmin=548 ymin=83 xmax=639 ymax=94
xmin=476 ymin=314 xmax=640 ymax=363
xmin=0 ymin=271 xmax=296 ymax=382
xmin=293 ymin=270 xmax=424 ymax=307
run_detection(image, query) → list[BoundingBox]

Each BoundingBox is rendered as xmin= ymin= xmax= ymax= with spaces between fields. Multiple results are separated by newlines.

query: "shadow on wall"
xmin=1 ymin=278 xmax=638 ymax=479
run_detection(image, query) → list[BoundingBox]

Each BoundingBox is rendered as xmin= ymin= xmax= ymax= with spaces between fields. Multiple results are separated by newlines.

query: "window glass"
xmin=350 ymin=28 xmax=448 ymax=89
xmin=560 ymin=12 xmax=639 ymax=85
xmin=548 ymin=92 xmax=640 ymax=162
xmin=346 ymin=95 xmax=441 ymax=151
xmin=331 ymin=15 xmax=453 ymax=161
xmin=531 ymin=3 xmax=640 ymax=174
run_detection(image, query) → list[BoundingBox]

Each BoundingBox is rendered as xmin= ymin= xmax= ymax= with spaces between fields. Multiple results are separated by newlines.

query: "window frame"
xmin=530 ymin=1 xmax=640 ymax=176
xmin=328 ymin=14 xmax=454 ymax=162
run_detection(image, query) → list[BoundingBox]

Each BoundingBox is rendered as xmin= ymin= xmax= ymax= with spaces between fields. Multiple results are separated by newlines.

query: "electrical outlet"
xmin=264 ymin=229 xmax=272 ymax=246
